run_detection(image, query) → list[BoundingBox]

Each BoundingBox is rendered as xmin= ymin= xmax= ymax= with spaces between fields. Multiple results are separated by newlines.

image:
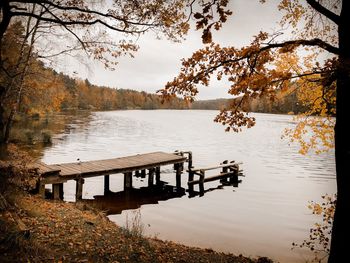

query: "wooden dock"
xmin=36 ymin=151 xmax=187 ymax=200
xmin=34 ymin=151 xmax=243 ymax=201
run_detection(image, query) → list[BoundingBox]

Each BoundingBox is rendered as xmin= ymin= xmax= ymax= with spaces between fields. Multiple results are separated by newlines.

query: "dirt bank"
xmin=0 ymin=187 xmax=273 ymax=263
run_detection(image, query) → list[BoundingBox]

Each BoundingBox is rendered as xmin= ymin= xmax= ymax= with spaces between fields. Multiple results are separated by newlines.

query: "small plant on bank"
xmin=118 ymin=209 xmax=159 ymax=262
xmin=292 ymin=194 xmax=336 ymax=262
xmin=123 ymin=209 xmax=145 ymax=238
xmin=41 ymin=130 xmax=52 ymax=145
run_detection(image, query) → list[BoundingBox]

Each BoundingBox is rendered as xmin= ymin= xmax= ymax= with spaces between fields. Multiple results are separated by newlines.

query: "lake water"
xmin=42 ymin=110 xmax=336 ymax=262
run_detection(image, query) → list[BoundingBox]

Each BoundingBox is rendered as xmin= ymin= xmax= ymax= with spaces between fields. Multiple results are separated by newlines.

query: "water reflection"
xmin=14 ymin=110 xmax=92 ymax=160
xmin=188 ymin=179 xmax=242 ymax=198
xmin=81 ymin=174 xmax=242 ymax=214
xmin=83 ymin=184 xmax=186 ymax=215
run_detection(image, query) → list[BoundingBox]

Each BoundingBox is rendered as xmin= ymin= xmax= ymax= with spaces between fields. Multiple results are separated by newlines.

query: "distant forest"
xmin=17 ymin=62 xmax=307 ymax=117
xmin=22 ymin=66 xmax=308 ymax=116
xmin=191 ymin=89 xmax=308 ymax=114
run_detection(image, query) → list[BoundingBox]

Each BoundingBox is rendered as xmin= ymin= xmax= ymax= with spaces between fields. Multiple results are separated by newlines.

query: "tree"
xmin=0 ymin=0 xmax=192 ymax=145
xmin=160 ymin=1 xmax=348 ymax=261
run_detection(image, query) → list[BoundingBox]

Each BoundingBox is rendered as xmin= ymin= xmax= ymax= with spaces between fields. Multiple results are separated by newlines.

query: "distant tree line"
xmin=191 ymin=88 xmax=311 ymax=115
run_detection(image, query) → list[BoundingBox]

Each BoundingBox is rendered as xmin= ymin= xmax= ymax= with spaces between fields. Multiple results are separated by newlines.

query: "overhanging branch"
xmin=306 ymin=0 xmax=340 ymax=25
xmin=262 ymin=38 xmax=339 ymax=55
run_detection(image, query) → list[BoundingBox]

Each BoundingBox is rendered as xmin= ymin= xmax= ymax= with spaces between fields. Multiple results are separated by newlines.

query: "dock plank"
xmin=30 ymin=161 xmax=61 ymax=175
xmin=40 ymin=152 xmax=186 ymax=182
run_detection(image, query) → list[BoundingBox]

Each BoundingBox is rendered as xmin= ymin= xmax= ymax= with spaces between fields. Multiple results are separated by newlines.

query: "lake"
xmin=41 ymin=110 xmax=336 ymax=262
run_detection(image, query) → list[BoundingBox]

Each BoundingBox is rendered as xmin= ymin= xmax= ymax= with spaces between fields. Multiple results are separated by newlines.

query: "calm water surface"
xmin=42 ymin=110 xmax=336 ymax=262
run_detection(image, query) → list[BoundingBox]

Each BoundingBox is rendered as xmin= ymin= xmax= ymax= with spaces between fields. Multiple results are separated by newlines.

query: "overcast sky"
xmin=60 ymin=0 xmax=284 ymax=100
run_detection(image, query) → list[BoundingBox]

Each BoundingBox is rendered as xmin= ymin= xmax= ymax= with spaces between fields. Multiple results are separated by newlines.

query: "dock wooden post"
xmin=141 ymin=169 xmax=146 ymax=178
xmin=59 ymin=183 xmax=64 ymax=200
xmin=38 ymin=181 xmax=45 ymax=198
xmin=52 ymin=184 xmax=60 ymax=200
xmin=124 ymin=172 xmax=133 ymax=189
xmin=52 ymin=183 xmax=64 ymax=200
xmin=155 ymin=167 xmax=161 ymax=185
xmin=220 ymin=160 xmax=229 ymax=184
xmin=75 ymin=177 xmax=84 ymax=201
xmin=174 ymin=163 xmax=182 ymax=190
xmin=188 ymin=169 xmax=194 ymax=193
xmin=199 ymin=170 xmax=205 ymax=196
xmin=188 ymin=151 xmax=193 ymax=170
xmin=104 ymin=174 xmax=110 ymax=195
xmin=148 ymin=168 xmax=155 ymax=186
xmin=230 ymin=163 xmax=239 ymax=186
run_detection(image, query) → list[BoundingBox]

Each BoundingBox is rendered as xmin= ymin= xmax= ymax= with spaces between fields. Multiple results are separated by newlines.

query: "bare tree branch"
xmin=306 ymin=0 xmax=340 ymax=25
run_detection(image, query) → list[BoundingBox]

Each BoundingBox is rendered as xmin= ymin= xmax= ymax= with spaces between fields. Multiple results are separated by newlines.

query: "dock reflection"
xmin=83 ymin=184 xmax=186 ymax=215
xmin=81 ymin=177 xmax=242 ymax=215
xmin=187 ymin=179 xmax=242 ymax=198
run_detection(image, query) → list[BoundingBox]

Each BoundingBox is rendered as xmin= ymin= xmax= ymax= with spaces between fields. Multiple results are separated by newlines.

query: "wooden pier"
xmin=34 ymin=151 xmax=243 ymax=201
xmin=36 ymin=151 xmax=187 ymax=201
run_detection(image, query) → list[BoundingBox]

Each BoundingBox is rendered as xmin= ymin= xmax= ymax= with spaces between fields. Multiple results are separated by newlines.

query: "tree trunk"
xmin=0 ymin=91 xmax=5 ymax=145
xmin=0 ymin=0 xmax=11 ymax=149
xmin=0 ymin=1 xmax=11 ymax=43
xmin=0 ymin=91 xmax=8 ymax=159
xmin=328 ymin=1 xmax=350 ymax=262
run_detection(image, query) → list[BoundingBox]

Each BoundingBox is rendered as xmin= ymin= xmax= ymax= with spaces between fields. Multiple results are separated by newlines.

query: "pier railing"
xmin=187 ymin=160 xmax=243 ymax=196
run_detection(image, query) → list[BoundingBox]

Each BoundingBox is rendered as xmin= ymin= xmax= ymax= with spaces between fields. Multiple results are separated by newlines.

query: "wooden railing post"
xmin=188 ymin=169 xmax=194 ymax=193
xmin=187 ymin=151 xmax=193 ymax=170
xmin=220 ymin=160 xmax=229 ymax=184
xmin=199 ymin=170 xmax=205 ymax=196
xmin=229 ymin=162 xmax=239 ymax=186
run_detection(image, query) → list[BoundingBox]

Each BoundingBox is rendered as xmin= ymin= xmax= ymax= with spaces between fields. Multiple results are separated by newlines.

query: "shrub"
xmin=292 ymin=194 xmax=336 ymax=262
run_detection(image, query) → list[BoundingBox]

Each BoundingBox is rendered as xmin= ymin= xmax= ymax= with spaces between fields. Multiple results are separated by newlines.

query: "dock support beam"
xmin=174 ymin=163 xmax=183 ymax=190
xmin=199 ymin=170 xmax=205 ymax=196
xmin=187 ymin=151 xmax=193 ymax=170
xmin=104 ymin=174 xmax=110 ymax=195
xmin=38 ymin=181 xmax=45 ymax=198
xmin=220 ymin=160 xmax=229 ymax=184
xmin=59 ymin=183 xmax=64 ymax=200
xmin=229 ymin=163 xmax=239 ymax=187
xmin=124 ymin=172 xmax=133 ymax=189
xmin=75 ymin=178 xmax=84 ymax=201
xmin=141 ymin=169 xmax=146 ymax=178
xmin=148 ymin=168 xmax=155 ymax=186
xmin=52 ymin=183 xmax=64 ymax=200
xmin=188 ymin=169 xmax=194 ymax=193
xmin=155 ymin=167 xmax=161 ymax=185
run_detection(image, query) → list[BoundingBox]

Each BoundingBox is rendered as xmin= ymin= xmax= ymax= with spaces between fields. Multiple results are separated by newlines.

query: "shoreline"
xmin=0 ymin=185 xmax=273 ymax=263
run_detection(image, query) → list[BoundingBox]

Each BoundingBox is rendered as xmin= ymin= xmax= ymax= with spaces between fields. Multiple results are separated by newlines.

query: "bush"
xmin=292 ymin=194 xmax=336 ymax=262
xmin=41 ymin=130 xmax=52 ymax=145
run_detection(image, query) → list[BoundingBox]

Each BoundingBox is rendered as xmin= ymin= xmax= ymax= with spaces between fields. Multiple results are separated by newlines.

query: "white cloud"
xmin=64 ymin=0 xmax=283 ymax=100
